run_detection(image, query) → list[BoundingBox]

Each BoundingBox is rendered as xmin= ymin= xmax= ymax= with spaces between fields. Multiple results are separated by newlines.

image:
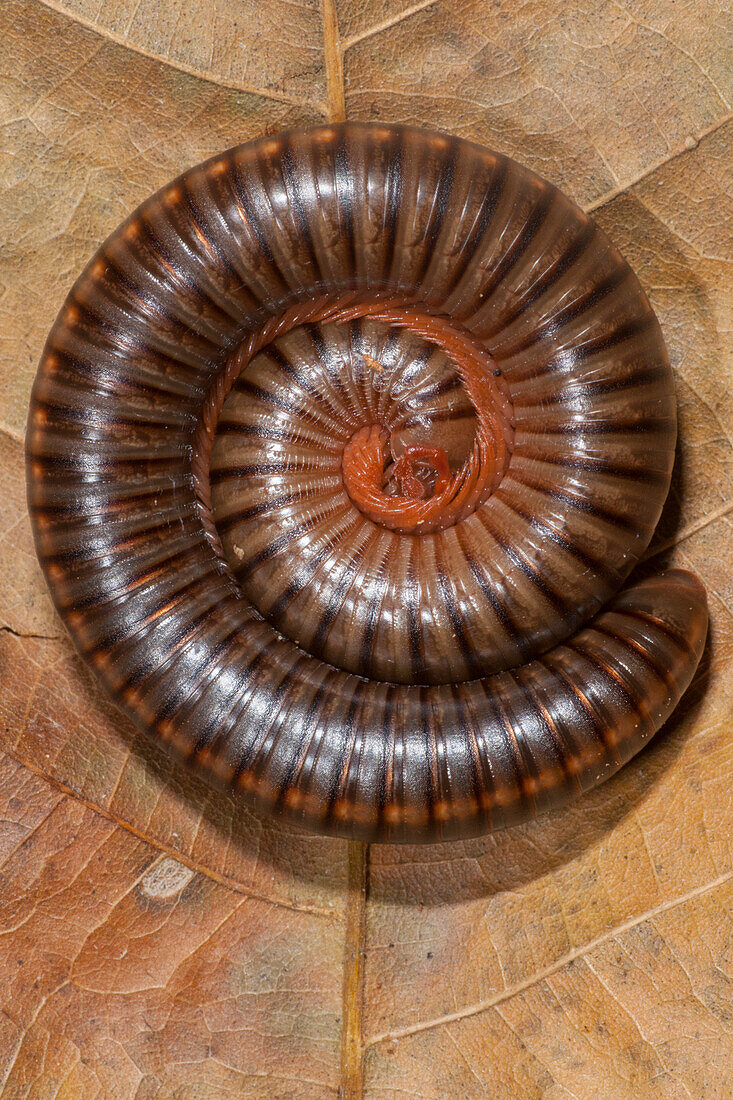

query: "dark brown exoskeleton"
xmin=27 ymin=124 xmax=707 ymax=842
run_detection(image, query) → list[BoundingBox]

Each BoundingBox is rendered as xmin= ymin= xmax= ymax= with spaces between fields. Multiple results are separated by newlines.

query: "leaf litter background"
xmin=0 ymin=0 xmax=732 ymax=1096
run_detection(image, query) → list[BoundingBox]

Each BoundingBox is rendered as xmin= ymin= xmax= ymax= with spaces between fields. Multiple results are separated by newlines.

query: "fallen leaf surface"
xmin=0 ymin=1 xmax=731 ymax=1096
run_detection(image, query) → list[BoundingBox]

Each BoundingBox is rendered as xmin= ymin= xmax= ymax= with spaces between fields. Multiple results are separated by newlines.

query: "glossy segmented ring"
xmin=26 ymin=123 xmax=707 ymax=842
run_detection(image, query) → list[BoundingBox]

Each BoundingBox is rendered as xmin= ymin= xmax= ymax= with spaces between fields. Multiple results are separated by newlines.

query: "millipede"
xmin=26 ymin=123 xmax=707 ymax=842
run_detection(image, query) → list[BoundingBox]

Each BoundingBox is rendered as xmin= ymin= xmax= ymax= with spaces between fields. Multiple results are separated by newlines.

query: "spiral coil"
xmin=27 ymin=123 xmax=707 ymax=841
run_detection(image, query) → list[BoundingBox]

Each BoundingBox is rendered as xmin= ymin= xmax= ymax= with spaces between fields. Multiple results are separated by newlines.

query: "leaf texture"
xmin=1 ymin=0 xmax=731 ymax=1095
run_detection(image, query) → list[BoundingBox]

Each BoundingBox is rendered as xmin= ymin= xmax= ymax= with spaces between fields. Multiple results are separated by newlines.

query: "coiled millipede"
xmin=26 ymin=124 xmax=707 ymax=842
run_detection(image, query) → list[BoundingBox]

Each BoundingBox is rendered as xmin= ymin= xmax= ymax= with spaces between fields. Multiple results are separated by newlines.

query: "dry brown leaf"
xmin=1 ymin=0 xmax=731 ymax=1096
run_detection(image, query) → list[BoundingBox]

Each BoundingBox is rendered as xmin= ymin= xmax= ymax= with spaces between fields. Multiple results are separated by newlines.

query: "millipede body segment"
xmin=27 ymin=123 xmax=707 ymax=842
